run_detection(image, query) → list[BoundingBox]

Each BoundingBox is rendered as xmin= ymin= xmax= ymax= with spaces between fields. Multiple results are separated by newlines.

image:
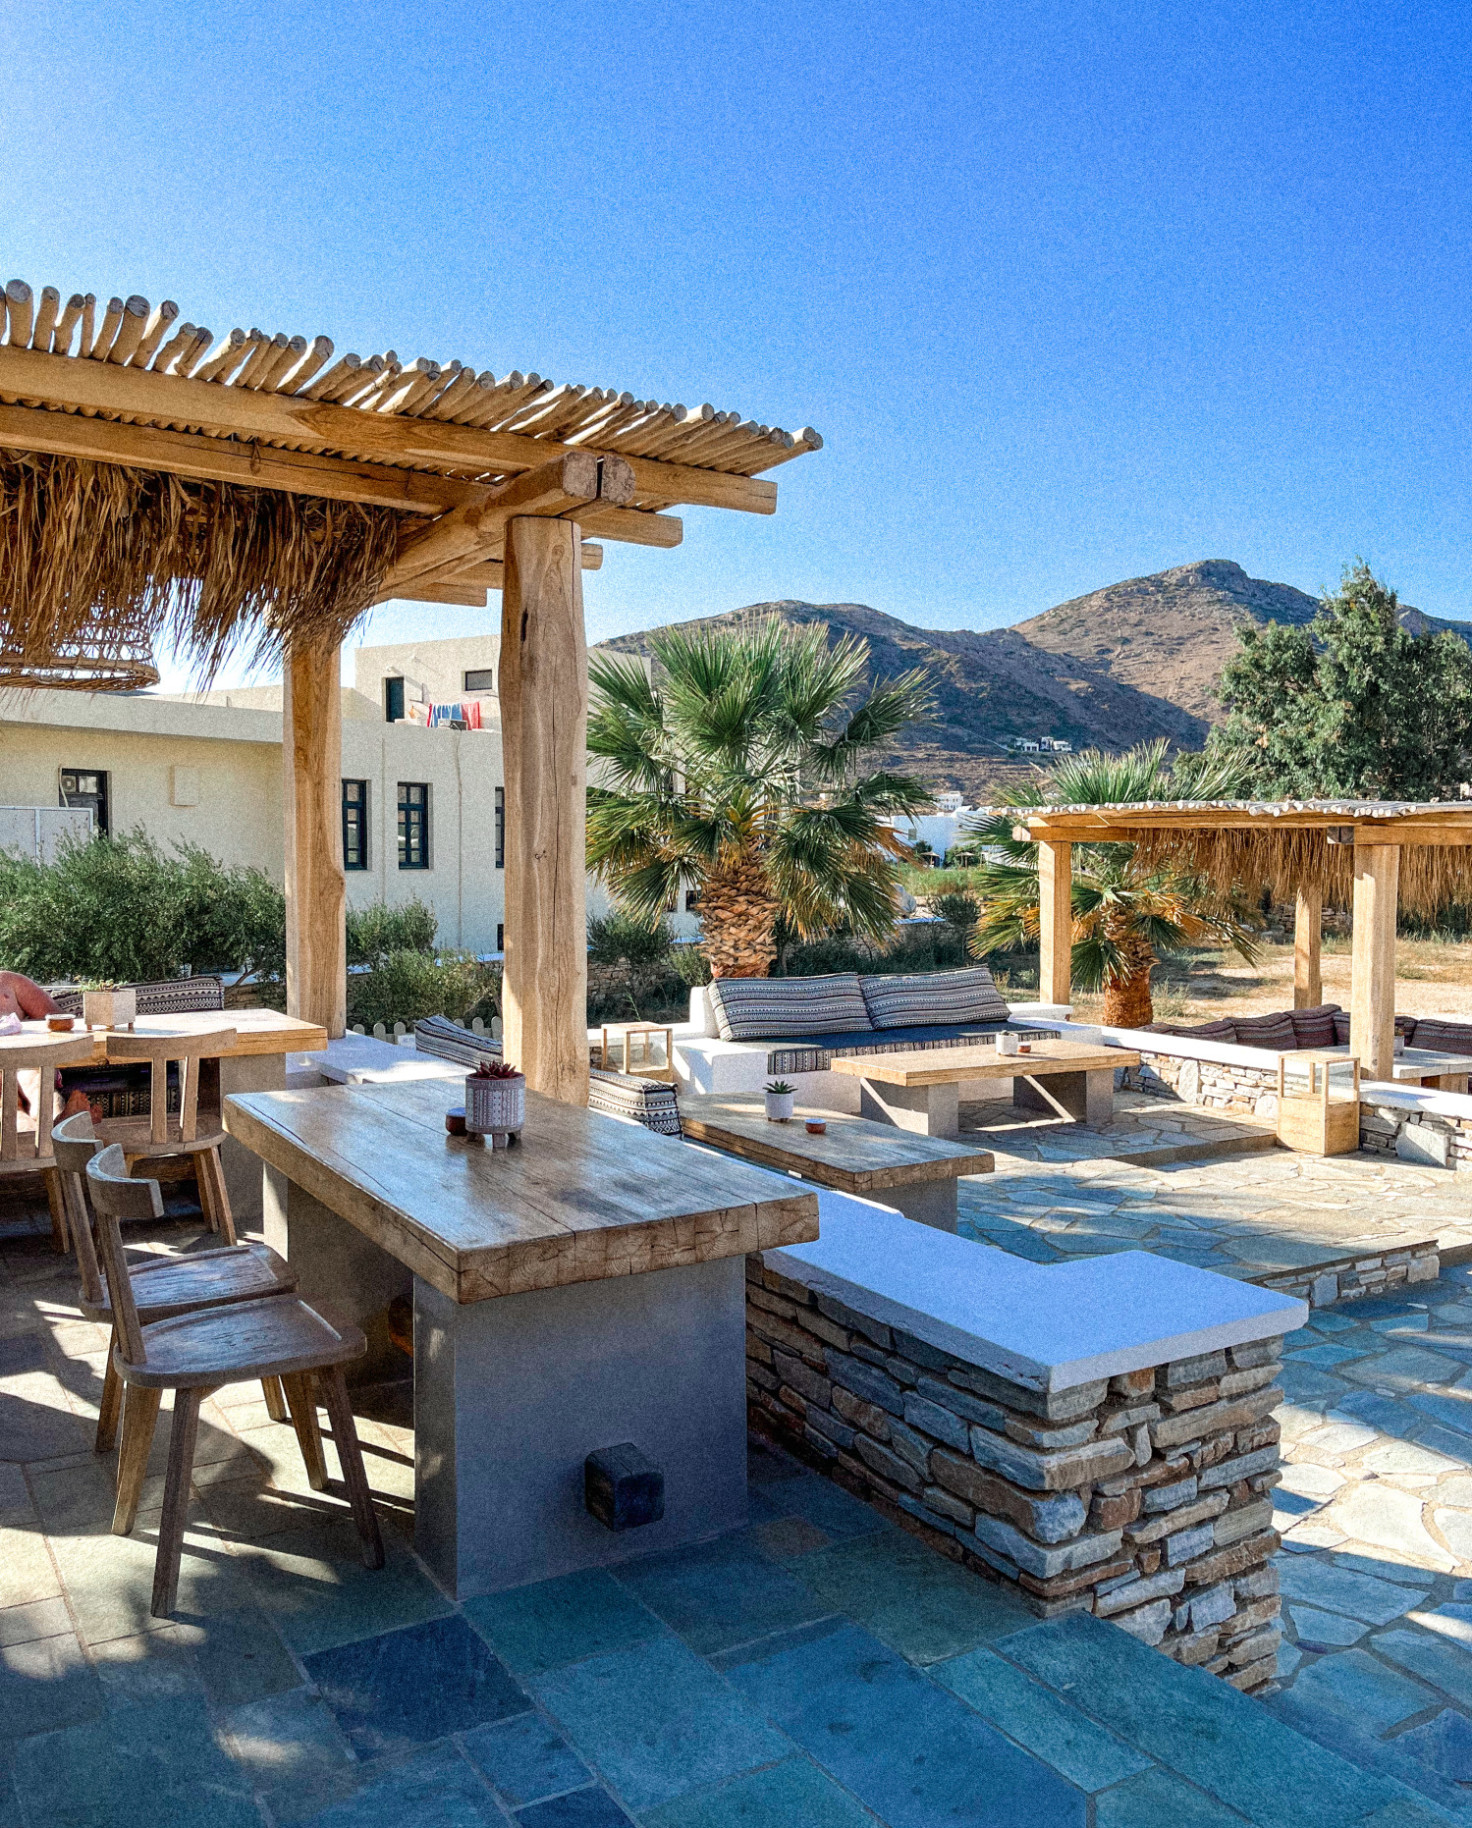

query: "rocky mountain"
xmin=596 ymin=560 xmax=1472 ymax=799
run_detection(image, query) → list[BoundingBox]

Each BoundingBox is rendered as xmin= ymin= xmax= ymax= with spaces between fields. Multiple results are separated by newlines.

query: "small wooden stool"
xmin=87 ymin=1143 xmax=384 ymax=1618
xmin=1277 ymin=1051 xmax=1361 ymax=1156
xmin=600 ymin=1021 xmax=675 ymax=1081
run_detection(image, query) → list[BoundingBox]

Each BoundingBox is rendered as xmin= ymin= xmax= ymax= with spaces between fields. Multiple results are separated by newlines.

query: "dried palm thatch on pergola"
xmin=1122 ymin=812 xmax=1471 ymax=921
xmin=0 ymin=450 xmax=400 ymax=684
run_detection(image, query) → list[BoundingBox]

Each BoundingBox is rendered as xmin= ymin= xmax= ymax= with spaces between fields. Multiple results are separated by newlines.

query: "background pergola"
xmin=0 ymin=279 xmax=819 ymax=1102
xmin=1011 ymin=799 xmax=1472 ymax=1080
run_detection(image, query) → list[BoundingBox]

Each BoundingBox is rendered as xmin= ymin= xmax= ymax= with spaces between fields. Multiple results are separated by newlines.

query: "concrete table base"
xmin=885 ymin=1178 xmax=959 ymax=1231
xmin=858 ymin=1077 xmax=961 ymax=1138
xmin=1013 ymin=1068 xmax=1116 ymax=1127
xmin=413 ymin=1256 xmax=749 ymax=1598
xmin=263 ymin=1167 xmax=412 ymax=1384
xmin=219 ymin=1053 xmax=287 ymax=1228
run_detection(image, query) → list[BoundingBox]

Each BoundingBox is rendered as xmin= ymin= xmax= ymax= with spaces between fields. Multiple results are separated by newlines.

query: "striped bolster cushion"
xmin=859 ymin=967 xmax=1008 ymax=1030
xmin=706 ymin=974 xmax=872 ymax=1042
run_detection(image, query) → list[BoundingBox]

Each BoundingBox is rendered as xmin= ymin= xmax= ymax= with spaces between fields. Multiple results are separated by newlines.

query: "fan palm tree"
xmin=967 ymin=741 xmax=1260 ymax=1027
xmin=586 ymin=619 xmax=935 ymax=978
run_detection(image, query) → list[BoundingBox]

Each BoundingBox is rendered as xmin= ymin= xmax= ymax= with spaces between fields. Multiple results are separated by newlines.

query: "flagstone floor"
xmin=1 ymin=1192 xmax=1464 ymax=1826
xmin=958 ymin=1110 xmax=1472 ymax=1286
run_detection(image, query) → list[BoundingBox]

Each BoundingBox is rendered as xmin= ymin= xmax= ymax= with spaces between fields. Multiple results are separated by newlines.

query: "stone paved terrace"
xmin=0 ymin=1193 xmax=1464 ymax=1827
xmin=960 ymin=1102 xmax=1472 ymax=1302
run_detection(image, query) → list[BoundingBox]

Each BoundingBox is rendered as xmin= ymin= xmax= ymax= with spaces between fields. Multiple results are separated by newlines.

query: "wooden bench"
xmin=676 ymin=1094 xmax=993 ymax=1232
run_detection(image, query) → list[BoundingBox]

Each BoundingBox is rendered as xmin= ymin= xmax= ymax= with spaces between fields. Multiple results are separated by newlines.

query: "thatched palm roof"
xmin=0 ymin=275 xmax=820 ymax=684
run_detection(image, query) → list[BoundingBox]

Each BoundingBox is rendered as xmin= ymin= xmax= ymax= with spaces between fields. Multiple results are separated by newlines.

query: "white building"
xmin=0 ymin=635 xmax=632 ymax=958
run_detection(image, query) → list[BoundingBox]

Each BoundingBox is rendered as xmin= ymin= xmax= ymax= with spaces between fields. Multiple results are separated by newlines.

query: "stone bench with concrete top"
xmin=747 ymin=1198 xmax=1305 ymax=1692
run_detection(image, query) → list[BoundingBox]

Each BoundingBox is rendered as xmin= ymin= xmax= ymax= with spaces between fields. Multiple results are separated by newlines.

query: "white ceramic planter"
xmin=83 ymin=987 xmax=137 ymax=1030
xmin=466 ymin=1072 xmax=526 ymax=1135
xmin=764 ymin=1091 xmax=795 ymax=1123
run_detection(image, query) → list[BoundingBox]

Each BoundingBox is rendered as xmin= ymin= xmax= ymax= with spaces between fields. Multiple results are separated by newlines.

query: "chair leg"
xmin=112 ymin=1384 xmax=163 ymax=1534
xmin=151 ymin=1386 xmax=203 ymax=1619
xmin=261 ymin=1375 xmax=288 ymax=1422
xmin=193 ymin=1150 xmax=220 ymax=1235
xmin=44 ymin=1169 xmax=68 ymax=1253
xmin=321 ymin=1366 xmax=385 ymax=1570
xmin=198 ymin=1147 xmax=236 ymax=1246
xmin=95 ymin=1336 xmax=123 ymax=1454
xmin=282 ymin=1371 xmax=328 ymax=1491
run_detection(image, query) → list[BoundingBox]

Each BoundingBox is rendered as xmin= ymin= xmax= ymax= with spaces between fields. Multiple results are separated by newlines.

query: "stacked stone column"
xmin=747 ymin=1255 xmax=1287 ymax=1692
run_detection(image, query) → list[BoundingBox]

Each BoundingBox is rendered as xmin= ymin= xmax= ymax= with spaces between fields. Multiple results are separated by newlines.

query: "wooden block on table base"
xmin=500 ymin=516 xmax=590 ymax=1106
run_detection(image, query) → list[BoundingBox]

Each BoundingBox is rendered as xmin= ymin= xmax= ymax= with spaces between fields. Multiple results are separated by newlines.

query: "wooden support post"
xmin=1038 ymin=840 xmax=1073 ymax=1008
xmin=1293 ymin=883 xmax=1322 ymax=1009
xmin=283 ymin=640 xmax=347 ymax=1039
xmin=1349 ymin=845 xmax=1399 ymax=1080
xmin=500 ymin=517 xmax=589 ymax=1106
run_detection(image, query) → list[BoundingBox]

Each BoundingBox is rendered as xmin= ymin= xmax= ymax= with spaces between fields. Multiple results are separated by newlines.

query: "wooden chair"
xmin=97 ymin=1026 xmax=238 ymax=1243
xmin=86 ymin=1143 xmax=384 ymax=1618
xmin=0 ymin=1032 xmax=99 ymax=1252
xmin=52 ymin=1112 xmax=296 ymax=1454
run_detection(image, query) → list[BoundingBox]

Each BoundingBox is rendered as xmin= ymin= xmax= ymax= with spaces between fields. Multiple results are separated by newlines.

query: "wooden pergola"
xmin=1010 ymin=798 xmax=1472 ymax=1081
xmin=0 ymin=280 xmax=820 ymax=1102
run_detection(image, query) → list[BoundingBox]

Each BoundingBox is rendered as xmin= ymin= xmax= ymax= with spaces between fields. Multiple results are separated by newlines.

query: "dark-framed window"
xmin=384 ymin=677 xmax=405 ymax=723
xmin=398 ymin=782 xmax=430 ymax=869
xmin=495 ymin=786 xmax=504 ymax=869
xmin=496 ymin=923 xmax=504 ymax=952
xmin=464 ymin=668 xmax=494 ymax=694
xmin=342 ymin=779 xmax=369 ymax=871
xmin=60 ymin=767 xmax=109 ymax=836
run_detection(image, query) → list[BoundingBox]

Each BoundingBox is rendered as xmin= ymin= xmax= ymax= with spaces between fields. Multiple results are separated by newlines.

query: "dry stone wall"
xmin=746 ymin=1255 xmax=1285 ymax=1693
xmin=1122 ymin=1048 xmax=1280 ymax=1119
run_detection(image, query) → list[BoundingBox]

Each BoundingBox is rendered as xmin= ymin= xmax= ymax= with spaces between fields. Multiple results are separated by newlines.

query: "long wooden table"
xmin=677 ymin=1093 xmax=993 ymax=1231
xmin=9 ymin=1008 xmax=327 ymax=1222
xmin=224 ymin=1078 xmax=817 ymax=1598
xmin=831 ymin=1039 xmax=1141 ymax=1138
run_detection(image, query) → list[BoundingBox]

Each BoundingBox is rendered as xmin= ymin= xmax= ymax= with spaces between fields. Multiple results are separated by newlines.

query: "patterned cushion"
xmin=1290 ymin=1005 xmax=1341 ymax=1049
xmin=1231 ymin=1012 xmax=1299 ymax=1051
xmin=1402 ymin=1018 xmax=1472 ymax=1057
xmin=1333 ymin=1012 xmax=1352 ymax=1045
xmin=50 ymin=975 xmax=224 ymax=1017
xmin=706 ymin=974 xmax=872 ymax=1042
xmin=1146 ymin=1019 xmax=1238 ymax=1042
xmin=859 ymin=967 xmax=1008 ymax=1030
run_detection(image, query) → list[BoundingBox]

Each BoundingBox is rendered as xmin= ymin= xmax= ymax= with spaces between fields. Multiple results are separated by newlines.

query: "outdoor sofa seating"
xmin=1146 ymin=1002 xmax=1472 ymax=1057
xmin=702 ymin=966 xmax=1050 ymax=1076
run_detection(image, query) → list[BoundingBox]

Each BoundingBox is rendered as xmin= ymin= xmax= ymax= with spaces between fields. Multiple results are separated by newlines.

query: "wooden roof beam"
xmin=383 ymin=451 xmax=633 ymax=597
xmin=0 ymin=343 xmax=777 ymax=515
xmin=388 ymin=543 xmax=604 ymax=605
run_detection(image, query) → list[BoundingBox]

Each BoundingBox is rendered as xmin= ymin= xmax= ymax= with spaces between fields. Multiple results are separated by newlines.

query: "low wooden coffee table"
xmin=831 ymin=1039 xmax=1140 ymax=1139
xmin=677 ymin=1094 xmax=993 ymax=1231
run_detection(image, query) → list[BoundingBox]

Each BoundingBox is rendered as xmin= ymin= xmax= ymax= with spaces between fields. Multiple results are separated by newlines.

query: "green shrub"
xmin=346 ymin=898 xmax=438 ymax=967
xmin=347 ymin=949 xmax=496 ymax=1030
xmin=0 ymin=830 xmax=285 ymax=983
xmin=587 ymin=912 xmax=677 ymax=968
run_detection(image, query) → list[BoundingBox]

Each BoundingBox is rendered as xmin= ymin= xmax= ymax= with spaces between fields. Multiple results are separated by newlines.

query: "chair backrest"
xmin=0 ymin=1033 xmax=97 ymax=1165
xmin=85 ymin=1143 xmax=164 ymax=1364
xmin=102 ymin=1027 xmax=237 ymax=1145
xmin=53 ymin=1110 xmax=103 ymax=1304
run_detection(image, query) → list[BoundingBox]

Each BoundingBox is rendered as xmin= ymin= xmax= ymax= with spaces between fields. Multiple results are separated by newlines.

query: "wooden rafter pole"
xmin=1349 ymin=844 xmax=1399 ymax=1080
xmin=283 ymin=640 xmax=347 ymax=1039
xmin=500 ymin=516 xmax=589 ymax=1105
xmin=1293 ymin=883 xmax=1322 ymax=1010
xmin=1038 ymin=840 xmax=1073 ymax=1008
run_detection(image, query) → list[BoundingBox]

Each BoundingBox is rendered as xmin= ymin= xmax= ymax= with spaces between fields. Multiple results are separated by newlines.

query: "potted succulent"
xmin=81 ymin=981 xmax=137 ymax=1031
xmin=465 ymin=1056 xmax=526 ymax=1138
xmin=764 ymin=1079 xmax=796 ymax=1123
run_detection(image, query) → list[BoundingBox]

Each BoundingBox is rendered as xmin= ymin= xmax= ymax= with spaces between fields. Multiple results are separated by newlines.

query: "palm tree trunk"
xmin=700 ymin=848 xmax=780 ymax=978
xmin=1101 ymin=936 xmax=1157 ymax=1028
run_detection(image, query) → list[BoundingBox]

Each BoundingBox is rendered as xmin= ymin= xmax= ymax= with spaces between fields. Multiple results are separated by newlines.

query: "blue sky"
xmin=3 ymin=0 xmax=1468 ymax=684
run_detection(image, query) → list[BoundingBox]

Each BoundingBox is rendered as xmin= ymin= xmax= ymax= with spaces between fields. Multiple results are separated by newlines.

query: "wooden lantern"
xmin=1276 ymin=1051 xmax=1361 ymax=1156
